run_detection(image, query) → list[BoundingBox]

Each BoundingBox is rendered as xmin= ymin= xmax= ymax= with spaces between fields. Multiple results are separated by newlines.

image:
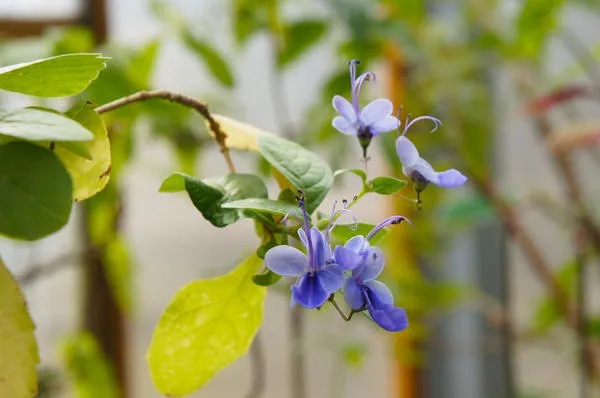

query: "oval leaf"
xmin=0 ymin=54 xmax=109 ymax=97
xmin=252 ymin=269 xmax=282 ymax=286
xmin=183 ymin=32 xmax=235 ymax=87
xmin=258 ymin=135 xmax=332 ymax=214
xmin=0 ymin=108 xmax=93 ymax=142
xmin=147 ymin=254 xmax=266 ymax=396
xmin=55 ymin=103 xmax=111 ymax=201
xmin=204 ymin=114 xmax=269 ymax=151
xmin=370 ymin=176 xmax=407 ymax=195
xmin=160 ymin=173 xmax=269 ymax=227
xmin=0 ymin=257 xmax=39 ymax=398
xmin=278 ymin=20 xmax=328 ymax=67
xmin=0 ymin=142 xmax=73 ymax=240
xmin=222 ymin=198 xmax=303 ymax=219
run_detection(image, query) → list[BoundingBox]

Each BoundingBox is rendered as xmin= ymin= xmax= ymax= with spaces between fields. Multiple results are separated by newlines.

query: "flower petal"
xmin=369 ymin=115 xmax=400 ymax=136
xmin=364 ymin=280 xmax=394 ymax=306
xmin=317 ymin=264 xmax=345 ymax=293
xmin=436 ymin=169 xmax=468 ymax=188
xmin=411 ymin=157 xmax=439 ymax=184
xmin=332 ymin=116 xmax=357 ymax=135
xmin=368 ymin=305 xmax=409 ymax=332
xmin=310 ymin=227 xmax=330 ymax=267
xmin=332 ymin=95 xmax=357 ymax=123
xmin=360 ymin=98 xmax=393 ymax=126
xmin=343 ymin=277 xmax=365 ymax=310
xmin=395 ymin=136 xmax=419 ymax=167
xmin=345 ymin=235 xmax=368 ymax=254
xmin=333 ymin=245 xmax=364 ymax=270
xmin=352 ymin=247 xmax=385 ymax=282
xmin=264 ymin=245 xmax=308 ymax=277
xmin=291 ymin=273 xmax=329 ymax=309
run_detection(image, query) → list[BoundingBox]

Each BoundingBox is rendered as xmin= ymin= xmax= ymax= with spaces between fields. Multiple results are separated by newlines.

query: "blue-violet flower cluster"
xmin=264 ymin=195 xmax=409 ymax=332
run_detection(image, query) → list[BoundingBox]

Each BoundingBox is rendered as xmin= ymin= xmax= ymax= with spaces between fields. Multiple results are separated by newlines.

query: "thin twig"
xmin=95 ymin=90 xmax=236 ymax=173
xmin=17 ymin=252 xmax=84 ymax=285
xmin=246 ymin=332 xmax=266 ymax=398
xmin=469 ymin=174 xmax=600 ymax=379
xmin=328 ymin=295 xmax=356 ymax=321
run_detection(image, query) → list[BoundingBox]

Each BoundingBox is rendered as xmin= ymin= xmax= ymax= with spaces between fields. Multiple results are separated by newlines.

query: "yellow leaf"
xmin=147 ymin=254 xmax=266 ymax=396
xmin=205 ymin=114 xmax=272 ymax=151
xmin=0 ymin=257 xmax=39 ymax=398
xmin=55 ymin=102 xmax=111 ymax=201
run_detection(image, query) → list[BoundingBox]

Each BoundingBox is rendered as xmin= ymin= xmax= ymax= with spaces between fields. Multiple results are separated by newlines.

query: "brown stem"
xmin=95 ymin=90 xmax=236 ymax=173
xmin=470 ymin=174 xmax=600 ymax=379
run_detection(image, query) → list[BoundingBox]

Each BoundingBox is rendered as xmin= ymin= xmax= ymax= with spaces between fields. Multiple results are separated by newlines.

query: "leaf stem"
xmin=328 ymin=295 xmax=355 ymax=321
xmin=95 ymin=90 xmax=236 ymax=173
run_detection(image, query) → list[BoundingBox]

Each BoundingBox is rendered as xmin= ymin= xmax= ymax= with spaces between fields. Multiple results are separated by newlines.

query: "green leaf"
xmin=158 ymin=172 xmax=187 ymax=192
xmin=330 ymin=223 xmax=388 ymax=245
xmin=252 ymin=269 xmax=282 ymax=286
xmin=182 ymin=31 xmax=234 ymax=87
xmin=0 ymin=108 xmax=93 ymax=142
xmin=258 ymin=135 xmax=333 ymax=214
xmin=333 ymin=168 xmax=367 ymax=184
xmin=370 ymin=176 xmax=407 ymax=195
xmin=51 ymin=27 xmax=95 ymax=55
xmin=148 ymin=254 xmax=266 ymax=395
xmin=222 ymin=198 xmax=303 ymax=219
xmin=61 ymin=332 xmax=118 ymax=398
xmin=232 ymin=0 xmax=268 ymax=45
xmin=512 ymin=0 xmax=566 ymax=59
xmin=0 ymin=142 xmax=73 ymax=240
xmin=530 ymin=260 xmax=577 ymax=334
xmin=0 ymin=54 xmax=108 ymax=97
xmin=160 ymin=173 xmax=269 ymax=227
xmin=0 ymin=257 xmax=39 ymax=398
xmin=127 ymin=39 xmax=161 ymax=88
xmin=54 ymin=103 xmax=111 ymax=201
xmin=278 ymin=20 xmax=328 ymax=67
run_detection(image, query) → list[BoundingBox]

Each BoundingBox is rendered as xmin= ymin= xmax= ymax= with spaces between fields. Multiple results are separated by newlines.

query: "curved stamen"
xmin=402 ymin=115 xmax=442 ymax=137
xmin=349 ymin=59 xmax=359 ymax=86
xmin=366 ymin=215 xmax=411 ymax=241
xmin=280 ymin=212 xmax=303 ymax=226
xmin=352 ymin=71 xmax=376 ymax=113
xmin=325 ymin=200 xmax=338 ymax=240
xmin=327 ymin=208 xmax=358 ymax=239
xmin=297 ymin=190 xmax=316 ymax=270
xmin=395 ymin=106 xmax=404 ymax=137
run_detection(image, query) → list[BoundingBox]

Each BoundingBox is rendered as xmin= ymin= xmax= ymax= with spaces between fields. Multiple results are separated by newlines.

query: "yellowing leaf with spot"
xmin=205 ymin=114 xmax=273 ymax=151
xmin=55 ymin=103 xmax=111 ymax=201
xmin=147 ymin=254 xmax=266 ymax=396
xmin=0 ymin=257 xmax=39 ymax=398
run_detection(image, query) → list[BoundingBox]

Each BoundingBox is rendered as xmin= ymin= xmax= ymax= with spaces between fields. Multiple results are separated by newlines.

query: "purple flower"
xmin=333 ymin=217 xmax=409 ymax=332
xmin=332 ymin=60 xmax=400 ymax=154
xmin=264 ymin=197 xmax=345 ymax=309
xmin=395 ymin=116 xmax=467 ymax=189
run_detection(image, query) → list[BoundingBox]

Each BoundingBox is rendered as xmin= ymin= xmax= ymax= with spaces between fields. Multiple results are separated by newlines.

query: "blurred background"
xmin=2 ymin=0 xmax=600 ymax=397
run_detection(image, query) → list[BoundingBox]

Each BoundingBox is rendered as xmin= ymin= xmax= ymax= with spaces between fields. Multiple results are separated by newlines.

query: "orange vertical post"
xmin=384 ymin=44 xmax=422 ymax=398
